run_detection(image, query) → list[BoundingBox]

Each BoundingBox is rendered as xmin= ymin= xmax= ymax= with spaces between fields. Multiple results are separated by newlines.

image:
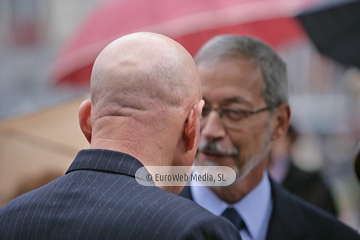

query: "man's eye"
xmin=201 ymin=107 xmax=211 ymax=117
xmin=223 ymin=109 xmax=247 ymax=120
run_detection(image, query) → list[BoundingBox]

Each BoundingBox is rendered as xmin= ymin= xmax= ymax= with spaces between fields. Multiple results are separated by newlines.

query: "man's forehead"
xmin=202 ymin=88 xmax=255 ymax=108
xmin=198 ymin=59 xmax=263 ymax=84
xmin=199 ymin=58 xmax=264 ymax=106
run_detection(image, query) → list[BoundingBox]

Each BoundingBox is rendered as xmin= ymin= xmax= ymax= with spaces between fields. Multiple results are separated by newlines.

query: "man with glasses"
xmin=180 ymin=35 xmax=359 ymax=239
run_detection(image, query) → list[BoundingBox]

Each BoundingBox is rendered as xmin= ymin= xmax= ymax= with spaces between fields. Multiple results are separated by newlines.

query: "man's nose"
xmin=201 ymin=111 xmax=226 ymax=140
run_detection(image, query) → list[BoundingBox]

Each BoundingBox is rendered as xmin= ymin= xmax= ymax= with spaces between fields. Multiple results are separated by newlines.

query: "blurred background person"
xmin=269 ymin=124 xmax=338 ymax=215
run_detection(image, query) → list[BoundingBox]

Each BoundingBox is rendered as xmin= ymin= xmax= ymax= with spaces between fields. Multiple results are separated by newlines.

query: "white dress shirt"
xmin=191 ymin=172 xmax=273 ymax=240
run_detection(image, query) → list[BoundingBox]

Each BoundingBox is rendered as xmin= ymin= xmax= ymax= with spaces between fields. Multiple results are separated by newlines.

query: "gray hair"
xmin=194 ymin=35 xmax=288 ymax=108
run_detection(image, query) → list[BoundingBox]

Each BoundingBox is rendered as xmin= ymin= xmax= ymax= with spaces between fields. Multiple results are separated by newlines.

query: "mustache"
xmin=198 ymin=141 xmax=239 ymax=157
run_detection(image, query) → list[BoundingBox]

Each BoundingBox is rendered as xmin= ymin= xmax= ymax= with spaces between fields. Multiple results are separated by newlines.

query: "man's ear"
xmin=184 ymin=100 xmax=205 ymax=151
xmin=78 ymin=100 xmax=92 ymax=143
xmin=271 ymin=103 xmax=291 ymax=141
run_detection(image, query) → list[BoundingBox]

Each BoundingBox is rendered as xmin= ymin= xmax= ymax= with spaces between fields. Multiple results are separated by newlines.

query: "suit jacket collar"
xmin=266 ymin=179 xmax=311 ymax=240
xmin=180 ymin=185 xmax=193 ymax=200
xmin=66 ymin=149 xmax=144 ymax=178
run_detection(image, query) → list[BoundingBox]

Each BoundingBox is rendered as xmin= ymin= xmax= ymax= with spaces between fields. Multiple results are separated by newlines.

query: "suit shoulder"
xmin=146 ymin=189 xmax=241 ymax=239
xmin=178 ymin=209 xmax=242 ymax=240
xmin=152 ymin=187 xmax=218 ymax=217
xmin=282 ymin=187 xmax=359 ymax=239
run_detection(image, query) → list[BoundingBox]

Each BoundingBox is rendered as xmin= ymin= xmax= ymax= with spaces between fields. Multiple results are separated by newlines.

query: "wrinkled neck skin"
xmin=90 ymin=108 xmax=181 ymax=167
xmin=90 ymin=116 xmax=181 ymax=194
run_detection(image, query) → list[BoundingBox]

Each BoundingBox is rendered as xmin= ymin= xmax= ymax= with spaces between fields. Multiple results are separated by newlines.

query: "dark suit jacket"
xmin=0 ymin=149 xmax=241 ymax=240
xmin=282 ymin=161 xmax=338 ymax=216
xmin=180 ymin=179 xmax=360 ymax=240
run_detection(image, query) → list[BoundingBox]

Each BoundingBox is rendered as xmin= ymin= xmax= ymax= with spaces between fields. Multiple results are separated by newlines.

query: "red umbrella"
xmin=52 ymin=0 xmax=319 ymax=86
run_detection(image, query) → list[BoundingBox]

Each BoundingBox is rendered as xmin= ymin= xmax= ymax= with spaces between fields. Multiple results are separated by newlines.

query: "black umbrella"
xmin=297 ymin=0 xmax=360 ymax=68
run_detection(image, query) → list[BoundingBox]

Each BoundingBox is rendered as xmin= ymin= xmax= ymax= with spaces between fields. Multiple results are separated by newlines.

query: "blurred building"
xmin=0 ymin=0 xmax=102 ymax=206
xmin=0 ymin=0 xmax=103 ymax=119
xmin=0 ymin=98 xmax=89 ymax=207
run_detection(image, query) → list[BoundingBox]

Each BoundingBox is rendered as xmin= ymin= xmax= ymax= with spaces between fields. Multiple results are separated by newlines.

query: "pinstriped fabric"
xmin=0 ymin=193 xmax=24 ymax=237
xmin=43 ymin=170 xmax=82 ymax=240
xmin=162 ymin=205 xmax=215 ymax=240
xmin=103 ymin=150 xmax=114 ymax=170
xmin=64 ymin=173 xmax=112 ymax=238
xmin=80 ymin=175 xmax=132 ymax=240
xmin=50 ymin=172 xmax=95 ymax=237
xmin=14 ymin=181 xmax=52 ymax=239
xmin=53 ymin=151 xmax=98 ymax=239
xmin=58 ymin=150 xmax=106 ymax=239
xmin=42 ymin=173 xmax=78 ymax=240
xmin=157 ymin=203 xmax=198 ymax=239
xmin=126 ymin=156 xmax=137 ymax=175
xmin=124 ymin=191 xmax=173 ymax=239
xmin=0 ymin=149 xmax=241 ymax=240
xmin=100 ymin=182 xmax=143 ymax=239
xmin=177 ymin=208 xmax=223 ymax=239
xmin=25 ymin=179 xmax=55 ymax=239
xmin=99 ymin=183 xmax=157 ymax=238
xmin=116 ymin=152 xmax=126 ymax=172
xmin=137 ymin=197 xmax=188 ymax=239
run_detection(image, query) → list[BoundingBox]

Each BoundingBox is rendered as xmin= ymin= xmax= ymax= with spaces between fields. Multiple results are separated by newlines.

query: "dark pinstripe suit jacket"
xmin=0 ymin=149 xmax=241 ymax=240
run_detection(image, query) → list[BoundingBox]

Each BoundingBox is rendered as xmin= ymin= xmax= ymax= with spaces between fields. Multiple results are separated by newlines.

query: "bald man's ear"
xmin=271 ymin=103 xmax=291 ymax=141
xmin=184 ymin=100 xmax=205 ymax=151
xmin=78 ymin=100 xmax=92 ymax=143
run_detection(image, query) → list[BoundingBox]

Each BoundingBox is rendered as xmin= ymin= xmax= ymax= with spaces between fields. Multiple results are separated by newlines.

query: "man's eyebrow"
xmin=222 ymin=97 xmax=252 ymax=106
xmin=202 ymin=97 xmax=252 ymax=106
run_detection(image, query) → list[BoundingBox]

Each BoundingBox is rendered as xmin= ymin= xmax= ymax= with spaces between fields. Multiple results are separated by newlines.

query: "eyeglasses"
xmin=201 ymin=106 xmax=273 ymax=129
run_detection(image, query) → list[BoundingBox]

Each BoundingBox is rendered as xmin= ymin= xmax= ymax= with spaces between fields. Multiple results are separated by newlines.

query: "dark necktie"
xmin=221 ymin=207 xmax=245 ymax=230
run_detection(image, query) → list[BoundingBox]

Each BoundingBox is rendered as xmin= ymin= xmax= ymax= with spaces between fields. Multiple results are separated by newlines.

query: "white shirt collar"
xmin=191 ymin=172 xmax=273 ymax=240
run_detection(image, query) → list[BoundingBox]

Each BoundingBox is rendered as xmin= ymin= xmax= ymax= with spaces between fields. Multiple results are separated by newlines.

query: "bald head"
xmin=79 ymin=32 xmax=204 ymax=174
xmin=90 ymin=32 xmax=201 ymax=121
